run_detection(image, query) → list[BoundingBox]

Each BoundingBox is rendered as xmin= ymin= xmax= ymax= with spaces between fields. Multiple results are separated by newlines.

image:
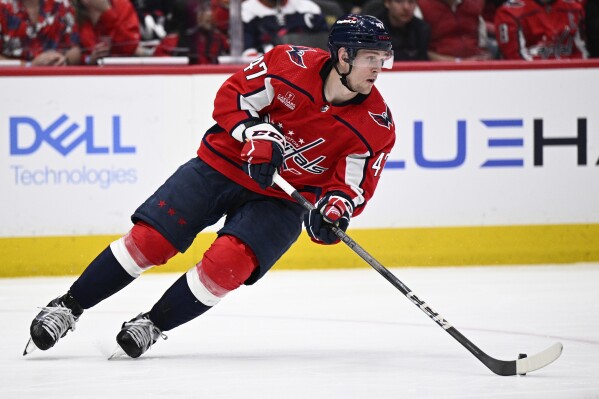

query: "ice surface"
xmin=2 ymin=264 xmax=598 ymax=398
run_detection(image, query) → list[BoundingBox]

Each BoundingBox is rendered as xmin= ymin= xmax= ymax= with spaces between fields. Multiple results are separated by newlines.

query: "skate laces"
xmin=35 ymin=306 xmax=77 ymax=342
xmin=123 ymin=317 xmax=167 ymax=352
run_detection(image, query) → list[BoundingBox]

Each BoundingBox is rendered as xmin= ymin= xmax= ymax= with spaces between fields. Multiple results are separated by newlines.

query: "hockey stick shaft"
xmin=273 ymin=174 xmax=562 ymax=376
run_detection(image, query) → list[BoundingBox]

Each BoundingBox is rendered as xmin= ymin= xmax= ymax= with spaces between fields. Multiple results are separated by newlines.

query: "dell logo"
xmin=10 ymin=115 xmax=136 ymax=156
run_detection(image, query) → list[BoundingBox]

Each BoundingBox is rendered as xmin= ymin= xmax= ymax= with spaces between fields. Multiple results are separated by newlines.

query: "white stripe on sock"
xmin=185 ymin=266 xmax=221 ymax=307
xmin=110 ymin=237 xmax=145 ymax=278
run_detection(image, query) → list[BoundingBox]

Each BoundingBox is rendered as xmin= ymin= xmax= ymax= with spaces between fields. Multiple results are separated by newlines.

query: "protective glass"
xmin=349 ymin=49 xmax=394 ymax=69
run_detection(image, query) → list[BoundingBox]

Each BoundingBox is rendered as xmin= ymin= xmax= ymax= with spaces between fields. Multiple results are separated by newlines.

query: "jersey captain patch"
xmin=369 ymin=105 xmax=394 ymax=129
xmin=286 ymin=46 xmax=316 ymax=68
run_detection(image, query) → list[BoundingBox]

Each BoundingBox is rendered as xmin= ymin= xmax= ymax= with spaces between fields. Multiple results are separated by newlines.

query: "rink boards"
xmin=1 ymin=61 xmax=598 ymax=276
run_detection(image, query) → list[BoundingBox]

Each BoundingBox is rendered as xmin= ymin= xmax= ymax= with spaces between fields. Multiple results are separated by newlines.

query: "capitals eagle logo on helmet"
xmin=369 ymin=105 xmax=394 ymax=129
xmin=286 ymin=46 xmax=316 ymax=68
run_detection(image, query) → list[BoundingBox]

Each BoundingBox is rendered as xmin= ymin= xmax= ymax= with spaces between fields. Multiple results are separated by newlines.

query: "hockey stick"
xmin=273 ymin=174 xmax=562 ymax=376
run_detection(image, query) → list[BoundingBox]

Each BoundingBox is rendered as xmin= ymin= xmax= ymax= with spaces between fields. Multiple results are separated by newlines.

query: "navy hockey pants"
xmin=132 ymin=157 xmax=306 ymax=285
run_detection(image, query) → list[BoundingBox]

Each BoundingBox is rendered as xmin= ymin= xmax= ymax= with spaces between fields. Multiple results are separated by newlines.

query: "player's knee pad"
xmin=186 ymin=235 xmax=259 ymax=306
xmin=110 ymin=221 xmax=178 ymax=278
xmin=202 ymin=234 xmax=259 ymax=292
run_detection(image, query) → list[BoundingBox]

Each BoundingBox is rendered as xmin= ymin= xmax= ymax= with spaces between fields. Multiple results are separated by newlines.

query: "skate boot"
xmin=115 ymin=313 xmax=167 ymax=358
xmin=24 ymin=292 xmax=84 ymax=355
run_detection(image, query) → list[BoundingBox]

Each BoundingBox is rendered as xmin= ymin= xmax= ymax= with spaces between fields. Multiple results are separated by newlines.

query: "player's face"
xmin=346 ymin=49 xmax=393 ymax=94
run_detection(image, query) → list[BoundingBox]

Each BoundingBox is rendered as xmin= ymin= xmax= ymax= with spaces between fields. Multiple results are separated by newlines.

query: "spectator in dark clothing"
xmin=152 ymin=0 xmax=229 ymax=64
xmin=587 ymin=0 xmax=599 ymax=57
xmin=189 ymin=0 xmax=230 ymax=63
xmin=242 ymin=0 xmax=329 ymax=56
xmin=344 ymin=0 xmax=370 ymax=13
xmin=130 ymin=0 xmax=178 ymax=41
xmin=375 ymin=0 xmax=430 ymax=60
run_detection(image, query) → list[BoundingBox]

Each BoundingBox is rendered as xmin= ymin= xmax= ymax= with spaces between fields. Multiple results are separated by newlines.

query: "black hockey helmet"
xmin=328 ymin=14 xmax=393 ymax=66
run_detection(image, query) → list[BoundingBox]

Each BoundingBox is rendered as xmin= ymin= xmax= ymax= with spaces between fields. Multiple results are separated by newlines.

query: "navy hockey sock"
xmin=149 ymin=274 xmax=212 ymax=331
xmin=70 ymin=246 xmax=136 ymax=309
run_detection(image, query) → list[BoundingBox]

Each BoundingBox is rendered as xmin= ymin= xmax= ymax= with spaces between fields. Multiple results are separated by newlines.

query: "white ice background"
xmin=2 ymin=264 xmax=598 ymax=398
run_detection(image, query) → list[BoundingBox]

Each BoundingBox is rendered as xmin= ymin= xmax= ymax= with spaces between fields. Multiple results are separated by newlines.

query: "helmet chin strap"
xmin=334 ymin=63 xmax=357 ymax=93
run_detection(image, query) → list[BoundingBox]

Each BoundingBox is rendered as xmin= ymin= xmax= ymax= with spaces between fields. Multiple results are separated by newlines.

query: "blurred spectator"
xmin=481 ymin=0 xmax=506 ymax=57
xmin=587 ymin=0 xmax=599 ymax=57
xmin=343 ymin=0 xmax=369 ymax=13
xmin=375 ymin=0 xmax=430 ymax=60
xmin=186 ymin=0 xmax=230 ymax=63
xmin=75 ymin=0 xmax=141 ymax=65
xmin=130 ymin=0 xmax=181 ymax=41
xmin=133 ymin=0 xmax=186 ymax=56
xmin=481 ymin=0 xmax=505 ymax=36
xmin=361 ymin=0 xmax=384 ymax=13
xmin=313 ymin=0 xmax=344 ymax=27
xmin=418 ymin=0 xmax=492 ymax=61
xmin=242 ymin=0 xmax=329 ymax=56
xmin=152 ymin=0 xmax=229 ymax=63
xmin=495 ymin=0 xmax=588 ymax=60
xmin=211 ymin=0 xmax=230 ymax=34
xmin=0 ymin=0 xmax=81 ymax=66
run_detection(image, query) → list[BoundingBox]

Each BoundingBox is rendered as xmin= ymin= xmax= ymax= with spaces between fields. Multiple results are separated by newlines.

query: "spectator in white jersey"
xmin=242 ymin=0 xmax=330 ymax=57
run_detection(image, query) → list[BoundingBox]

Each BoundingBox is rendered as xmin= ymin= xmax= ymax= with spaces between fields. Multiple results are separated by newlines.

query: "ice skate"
xmin=114 ymin=313 xmax=167 ymax=358
xmin=24 ymin=292 xmax=84 ymax=355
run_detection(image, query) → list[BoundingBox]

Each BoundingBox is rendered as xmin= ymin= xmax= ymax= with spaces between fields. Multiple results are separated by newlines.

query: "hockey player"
xmin=24 ymin=14 xmax=396 ymax=359
xmin=495 ymin=0 xmax=588 ymax=60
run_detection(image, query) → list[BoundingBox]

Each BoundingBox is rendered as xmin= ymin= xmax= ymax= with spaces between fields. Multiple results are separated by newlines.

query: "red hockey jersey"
xmin=197 ymin=45 xmax=396 ymax=217
xmin=78 ymin=0 xmax=141 ymax=62
xmin=495 ymin=0 xmax=588 ymax=60
xmin=418 ymin=0 xmax=487 ymax=58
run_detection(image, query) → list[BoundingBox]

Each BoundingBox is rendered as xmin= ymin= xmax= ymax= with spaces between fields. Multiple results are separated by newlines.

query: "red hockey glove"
xmin=240 ymin=123 xmax=285 ymax=190
xmin=305 ymin=191 xmax=353 ymax=245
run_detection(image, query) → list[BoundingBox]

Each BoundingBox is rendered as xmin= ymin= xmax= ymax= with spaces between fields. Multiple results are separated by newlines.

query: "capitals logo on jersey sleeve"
xmin=286 ymin=46 xmax=317 ymax=68
xmin=369 ymin=105 xmax=394 ymax=129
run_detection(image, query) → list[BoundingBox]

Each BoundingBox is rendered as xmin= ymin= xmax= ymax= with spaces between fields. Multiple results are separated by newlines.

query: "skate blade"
xmin=108 ymin=346 xmax=127 ymax=360
xmin=23 ymin=338 xmax=37 ymax=356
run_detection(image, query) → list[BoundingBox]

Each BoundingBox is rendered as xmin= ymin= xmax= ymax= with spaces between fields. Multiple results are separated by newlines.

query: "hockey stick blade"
xmin=516 ymin=342 xmax=563 ymax=375
xmin=273 ymin=174 xmax=563 ymax=376
xmin=446 ymin=327 xmax=563 ymax=376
